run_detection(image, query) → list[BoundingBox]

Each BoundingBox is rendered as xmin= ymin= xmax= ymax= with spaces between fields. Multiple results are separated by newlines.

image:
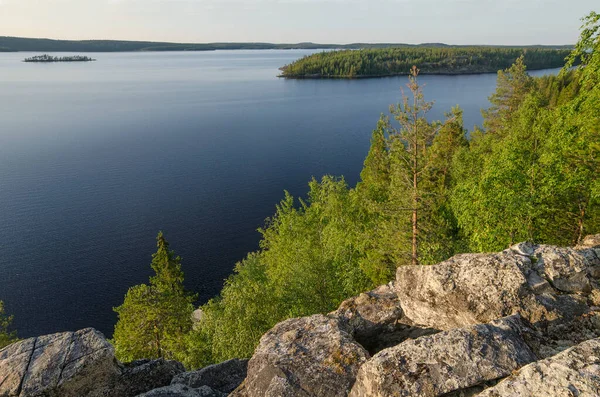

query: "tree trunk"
xmin=412 ymin=137 xmax=419 ymax=266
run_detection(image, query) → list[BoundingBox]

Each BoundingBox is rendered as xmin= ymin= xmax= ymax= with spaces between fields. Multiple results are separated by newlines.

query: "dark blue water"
xmin=0 ymin=50 xmax=558 ymax=337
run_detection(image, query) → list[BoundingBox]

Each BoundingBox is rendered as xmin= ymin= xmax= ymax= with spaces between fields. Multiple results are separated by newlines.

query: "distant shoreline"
xmin=0 ymin=36 xmax=574 ymax=53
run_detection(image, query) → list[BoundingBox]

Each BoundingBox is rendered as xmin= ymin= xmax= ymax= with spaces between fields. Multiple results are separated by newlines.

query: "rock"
xmin=240 ymin=314 xmax=369 ymax=397
xmin=0 ymin=329 xmax=183 ymax=397
xmin=0 ymin=328 xmax=119 ymax=397
xmin=395 ymin=244 xmax=599 ymax=332
xmin=0 ymin=337 xmax=38 ymax=397
xmin=395 ymin=251 xmax=538 ymax=330
xmin=576 ymin=234 xmax=600 ymax=249
xmin=112 ymin=359 xmax=185 ymax=397
xmin=529 ymin=244 xmax=591 ymax=293
xmin=332 ymin=283 xmax=420 ymax=353
xmin=136 ymin=384 xmax=226 ymax=397
xmin=477 ymin=337 xmax=600 ymax=396
xmin=172 ymin=358 xmax=248 ymax=393
xmin=349 ymin=315 xmax=536 ymax=397
xmin=333 ymin=283 xmax=403 ymax=338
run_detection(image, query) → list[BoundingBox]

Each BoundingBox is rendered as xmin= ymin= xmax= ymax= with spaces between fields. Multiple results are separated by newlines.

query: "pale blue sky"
xmin=0 ymin=0 xmax=596 ymax=44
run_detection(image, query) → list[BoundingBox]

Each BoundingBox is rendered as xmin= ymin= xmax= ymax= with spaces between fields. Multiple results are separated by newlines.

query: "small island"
xmin=279 ymin=47 xmax=573 ymax=78
xmin=23 ymin=54 xmax=96 ymax=63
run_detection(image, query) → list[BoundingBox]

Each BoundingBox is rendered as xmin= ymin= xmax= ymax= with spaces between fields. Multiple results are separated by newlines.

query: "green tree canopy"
xmin=113 ymin=232 xmax=196 ymax=362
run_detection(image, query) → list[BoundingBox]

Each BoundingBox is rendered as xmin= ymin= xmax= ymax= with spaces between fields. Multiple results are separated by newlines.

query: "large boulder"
xmin=0 ymin=328 xmax=184 ymax=397
xmin=235 ymin=314 xmax=369 ymax=397
xmin=395 ymin=243 xmax=600 ymax=332
xmin=0 ymin=328 xmax=119 ymax=397
xmin=477 ymin=337 xmax=600 ymax=396
xmin=349 ymin=315 xmax=536 ymax=397
xmin=172 ymin=358 xmax=248 ymax=393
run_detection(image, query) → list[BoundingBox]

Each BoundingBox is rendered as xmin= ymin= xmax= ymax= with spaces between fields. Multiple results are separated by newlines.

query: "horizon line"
xmin=0 ymin=35 xmax=575 ymax=48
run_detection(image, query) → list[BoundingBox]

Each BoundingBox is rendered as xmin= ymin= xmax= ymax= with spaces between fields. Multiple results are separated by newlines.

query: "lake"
xmin=0 ymin=50 xmax=558 ymax=337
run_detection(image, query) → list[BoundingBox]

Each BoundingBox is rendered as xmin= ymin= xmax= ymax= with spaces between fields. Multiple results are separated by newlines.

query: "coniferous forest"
xmin=280 ymin=47 xmax=573 ymax=78
xmin=1 ymin=12 xmax=598 ymax=368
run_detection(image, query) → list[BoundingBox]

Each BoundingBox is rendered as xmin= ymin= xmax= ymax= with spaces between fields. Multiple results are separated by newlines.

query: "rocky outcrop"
xmin=0 ymin=328 xmax=120 ymax=397
xmin=0 ymin=328 xmax=183 ymax=397
xmin=172 ymin=358 xmax=248 ymax=394
xmin=477 ymin=337 xmax=600 ymax=396
xmin=3 ymin=235 xmax=600 ymax=397
xmin=233 ymin=314 xmax=369 ymax=397
xmin=234 ymin=234 xmax=600 ymax=397
xmin=349 ymin=315 xmax=536 ymax=397
xmin=395 ymin=242 xmax=600 ymax=335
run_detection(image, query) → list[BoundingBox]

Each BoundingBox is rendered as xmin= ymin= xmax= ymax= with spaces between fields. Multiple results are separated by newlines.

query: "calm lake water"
xmin=0 ymin=50 xmax=558 ymax=337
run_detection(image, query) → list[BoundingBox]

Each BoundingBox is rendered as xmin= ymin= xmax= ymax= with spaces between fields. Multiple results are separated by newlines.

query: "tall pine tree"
xmin=113 ymin=232 xmax=196 ymax=362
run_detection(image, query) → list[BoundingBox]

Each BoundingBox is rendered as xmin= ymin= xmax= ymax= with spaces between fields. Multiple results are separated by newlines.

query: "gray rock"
xmin=333 ymin=283 xmax=403 ymax=337
xmin=240 ymin=314 xmax=369 ymax=397
xmin=332 ymin=283 xmax=414 ymax=353
xmin=172 ymin=358 xmax=248 ymax=393
xmin=136 ymin=384 xmax=226 ymax=397
xmin=112 ymin=359 xmax=185 ymax=397
xmin=529 ymin=244 xmax=591 ymax=293
xmin=0 ymin=329 xmax=183 ymax=397
xmin=0 ymin=337 xmax=38 ymax=397
xmin=0 ymin=328 xmax=119 ymax=397
xmin=395 ymin=251 xmax=538 ymax=330
xmin=477 ymin=337 xmax=600 ymax=397
xmin=395 ymin=245 xmax=599 ymax=332
xmin=349 ymin=315 xmax=536 ymax=397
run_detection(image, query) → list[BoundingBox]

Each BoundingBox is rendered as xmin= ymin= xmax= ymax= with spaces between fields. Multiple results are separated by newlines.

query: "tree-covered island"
xmin=23 ymin=54 xmax=96 ymax=62
xmin=279 ymin=47 xmax=573 ymax=78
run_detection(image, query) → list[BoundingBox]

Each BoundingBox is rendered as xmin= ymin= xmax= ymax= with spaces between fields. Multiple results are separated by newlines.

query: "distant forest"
xmin=280 ymin=47 xmax=574 ymax=78
xmin=0 ymin=36 xmax=574 ymax=53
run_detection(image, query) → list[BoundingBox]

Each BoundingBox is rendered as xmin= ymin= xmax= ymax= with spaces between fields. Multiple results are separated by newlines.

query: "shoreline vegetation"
xmin=279 ymin=47 xmax=574 ymax=78
xmin=23 ymin=54 xmax=96 ymax=62
xmin=0 ymin=36 xmax=573 ymax=53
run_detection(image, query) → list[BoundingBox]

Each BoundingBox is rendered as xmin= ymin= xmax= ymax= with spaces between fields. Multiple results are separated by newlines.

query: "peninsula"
xmin=279 ymin=47 xmax=573 ymax=78
xmin=24 ymin=54 xmax=95 ymax=62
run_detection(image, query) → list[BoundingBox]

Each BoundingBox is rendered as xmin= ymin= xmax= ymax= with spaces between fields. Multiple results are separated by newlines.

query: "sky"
xmin=0 ymin=0 xmax=596 ymax=45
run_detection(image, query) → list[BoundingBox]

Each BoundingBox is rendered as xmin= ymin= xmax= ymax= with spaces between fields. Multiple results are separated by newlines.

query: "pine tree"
xmin=113 ymin=232 xmax=196 ymax=362
xmin=0 ymin=301 xmax=18 ymax=349
xmin=482 ymin=55 xmax=534 ymax=135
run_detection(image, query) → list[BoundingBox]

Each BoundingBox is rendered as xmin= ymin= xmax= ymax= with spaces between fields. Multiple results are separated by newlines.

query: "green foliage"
xmin=452 ymin=12 xmax=599 ymax=250
xmin=113 ymin=232 xmax=196 ymax=362
xmin=0 ymin=301 xmax=18 ymax=349
xmin=281 ymin=47 xmax=572 ymax=78
xmin=355 ymin=70 xmax=468 ymax=267
xmin=185 ymin=177 xmax=375 ymax=367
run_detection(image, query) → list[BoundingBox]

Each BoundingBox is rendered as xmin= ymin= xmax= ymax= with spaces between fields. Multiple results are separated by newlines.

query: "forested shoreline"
xmin=0 ymin=36 xmax=573 ymax=53
xmin=1 ymin=12 xmax=598 ymax=373
xmin=280 ymin=47 xmax=574 ymax=78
